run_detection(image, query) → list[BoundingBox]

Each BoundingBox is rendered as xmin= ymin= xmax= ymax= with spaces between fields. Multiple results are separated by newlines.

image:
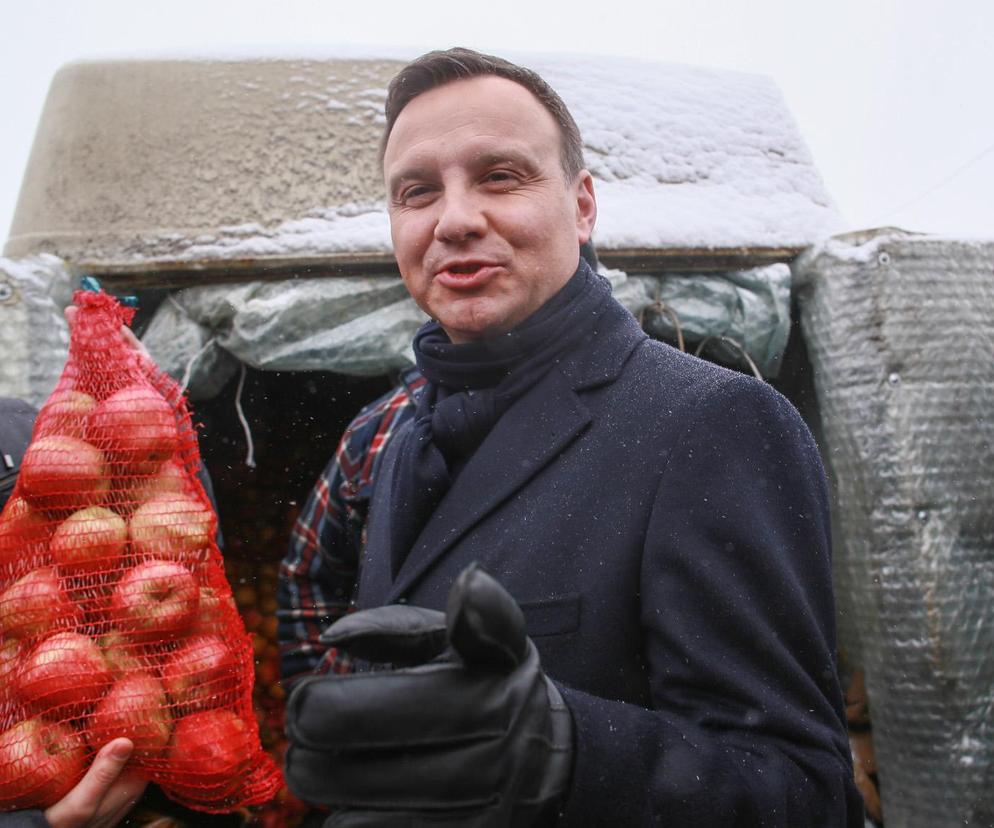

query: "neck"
xmin=414 ymin=259 xmax=610 ymax=391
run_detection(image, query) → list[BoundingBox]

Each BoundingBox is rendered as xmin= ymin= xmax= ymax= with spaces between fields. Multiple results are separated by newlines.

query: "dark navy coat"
xmin=356 ymin=301 xmax=863 ymax=826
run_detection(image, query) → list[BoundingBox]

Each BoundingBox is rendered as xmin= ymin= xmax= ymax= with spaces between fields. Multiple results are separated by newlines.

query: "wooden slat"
xmin=79 ymin=246 xmax=805 ymax=291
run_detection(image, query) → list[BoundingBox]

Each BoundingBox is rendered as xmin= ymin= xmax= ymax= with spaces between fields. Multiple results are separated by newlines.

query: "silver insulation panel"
xmin=795 ymin=229 xmax=994 ymax=827
xmin=0 ymin=255 xmax=74 ymax=407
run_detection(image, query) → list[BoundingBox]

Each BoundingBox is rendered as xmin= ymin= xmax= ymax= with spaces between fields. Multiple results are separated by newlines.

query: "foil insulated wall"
xmin=795 ymin=230 xmax=994 ymax=828
xmin=140 ymin=266 xmax=791 ymax=400
xmin=0 ymin=256 xmax=75 ymax=407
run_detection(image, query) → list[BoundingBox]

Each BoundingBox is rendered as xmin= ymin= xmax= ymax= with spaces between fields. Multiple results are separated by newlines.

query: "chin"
xmin=434 ymin=299 xmax=521 ymax=344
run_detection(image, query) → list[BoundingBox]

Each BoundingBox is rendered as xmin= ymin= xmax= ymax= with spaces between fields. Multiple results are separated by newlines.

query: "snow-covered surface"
xmin=540 ymin=55 xmax=842 ymax=249
xmin=5 ymin=52 xmax=841 ymax=266
xmin=166 ymin=206 xmax=392 ymax=261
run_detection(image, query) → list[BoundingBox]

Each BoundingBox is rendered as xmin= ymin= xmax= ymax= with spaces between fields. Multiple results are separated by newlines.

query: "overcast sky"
xmin=2 ymin=0 xmax=992 ymax=245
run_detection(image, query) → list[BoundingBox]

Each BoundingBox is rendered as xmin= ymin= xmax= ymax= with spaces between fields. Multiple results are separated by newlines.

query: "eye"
xmin=482 ymin=170 xmax=518 ymax=188
xmin=397 ymin=185 xmax=434 ymax=206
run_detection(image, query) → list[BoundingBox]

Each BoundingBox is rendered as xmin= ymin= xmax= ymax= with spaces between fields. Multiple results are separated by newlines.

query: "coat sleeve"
xmin=557 ymin=374 xmax=864 ymax=826
xmin=0 ymin=812 xmax=50 ymax=827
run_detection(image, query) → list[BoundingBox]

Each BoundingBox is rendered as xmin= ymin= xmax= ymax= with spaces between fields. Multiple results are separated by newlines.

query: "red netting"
xmin=0 ymin=290 xmax=282 ymax=813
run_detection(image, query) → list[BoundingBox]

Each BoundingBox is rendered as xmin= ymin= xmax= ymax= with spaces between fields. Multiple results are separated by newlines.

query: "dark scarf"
xmin=389 ymin=259 xmax=613 ymax=576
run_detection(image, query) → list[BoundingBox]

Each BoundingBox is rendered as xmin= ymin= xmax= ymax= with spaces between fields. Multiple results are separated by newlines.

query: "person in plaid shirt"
xmin=276 ymin=367 xmax=425 ymax=688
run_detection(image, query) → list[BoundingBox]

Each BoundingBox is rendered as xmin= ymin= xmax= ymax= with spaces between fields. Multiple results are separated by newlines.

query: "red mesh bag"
xmin=0 ymin=290 xmax=282 ymax=813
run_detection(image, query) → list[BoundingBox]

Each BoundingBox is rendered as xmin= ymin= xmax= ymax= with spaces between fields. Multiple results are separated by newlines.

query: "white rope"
xmin=234 ymin=362 xmax=257 ymax=469
xmin=178 ymin=337 xmax=217 ymax=394
xmin=167 ymin=295 xmax=217 ymax=395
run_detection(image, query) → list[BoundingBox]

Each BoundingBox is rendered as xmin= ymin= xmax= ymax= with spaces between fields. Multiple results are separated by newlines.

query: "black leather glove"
xmin=284 ymin=563 xmax=574 ymax=827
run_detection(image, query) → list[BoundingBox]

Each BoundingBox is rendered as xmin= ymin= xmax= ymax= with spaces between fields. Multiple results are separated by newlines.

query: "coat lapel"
xmin=387 ymin=367 xmax=591 ymax=602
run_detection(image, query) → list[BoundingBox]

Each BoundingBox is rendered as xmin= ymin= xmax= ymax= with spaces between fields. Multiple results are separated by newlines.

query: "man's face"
xmin=383 ymin=75 xmax=596 ymax=343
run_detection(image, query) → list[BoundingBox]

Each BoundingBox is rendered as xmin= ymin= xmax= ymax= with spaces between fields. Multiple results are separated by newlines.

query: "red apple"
xmin=49 ymin=505 xmax=128 ymax=577
xmin=88 ymin=385 xmax=179 ymax=475
xmin=164 ymin=709 xmax=255 ymax=803
xmin=113 ymin=456 xmax=190 ymax=515
xmin=0 ymin=717 xmax=87 ymax=809
xmin=86 ymin=672 xmax=173 ymax=761
xmin=188 ymin=585 xmax=237 ymax=638
xmin=0 ymin=498 xmax=54 ymax=584
xmin=109 ymin=560 xmax=199 ymax=645
xmin=97 ymin=630 xmax=150 ymax=678
xmin=0 ymin=567 xmax=77 ymax=641
xmin=15 ymin=631 xmax=113 ymax=718
xmin=161 ymin=634 xmax=240 ymax=713
xmin=0 ymin=638 xmax=21 ymax=708
xmin=63 ymin=576 xmax=117 ymax=627
xmin=34 ymin=389 xmax=97 ymax=440
xmin=129 ymin=493 xmax=215 ymax=563
xmin=19 ymin=435 xmax=110 ymax=514
xmin=0 ymin=497 xmax=53 ymax=549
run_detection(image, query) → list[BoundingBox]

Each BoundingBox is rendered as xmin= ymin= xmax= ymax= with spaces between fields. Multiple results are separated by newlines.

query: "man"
xmin=279 ymin=48 xmax=863 ymax=825
xmin=278 ymin=239 xmax=598 ymax=685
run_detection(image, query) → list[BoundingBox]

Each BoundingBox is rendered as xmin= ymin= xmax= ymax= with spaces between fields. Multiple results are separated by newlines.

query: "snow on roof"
xmin=5 ymin=52 xmax=841 ymax=266
xmin=539 ymin=55 xmax=842 ymax=248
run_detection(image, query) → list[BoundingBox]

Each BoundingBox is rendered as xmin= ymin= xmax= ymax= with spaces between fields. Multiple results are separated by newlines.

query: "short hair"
xmin=381 ymin=47 xmax=585 ymax=182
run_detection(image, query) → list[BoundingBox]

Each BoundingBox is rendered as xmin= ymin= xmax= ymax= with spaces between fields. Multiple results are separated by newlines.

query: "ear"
xmin=573 ymin=171 xmax=597 ymax=245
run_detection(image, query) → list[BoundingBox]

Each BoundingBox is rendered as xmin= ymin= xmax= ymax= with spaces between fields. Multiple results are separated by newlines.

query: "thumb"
xmin=320 ymin=604 xmax=447 ymax=666
xmin=87 ymin=738 xmax=134 ymax=787
xmin=446 ymin=563 xmax=527 ymax=673
xmin=44 ymin=739 xmax=134 ymax=828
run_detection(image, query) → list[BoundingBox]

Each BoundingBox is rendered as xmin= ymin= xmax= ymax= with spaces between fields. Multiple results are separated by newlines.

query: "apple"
xmin=113 ymin=456 xmax=190 ymax=515
xmin=109 ymin=560 xmax=199 ymax=644
xmin=129 ymin=493 xmax=215 ymax=562
xmin=164 ymin=709 xmax=255 ymax=803
xmin=97 ymin=631 xmax=149 ymax=678
xmin=0 ymin=498 xmax=54 ymax=584
xmin=34 ymin=389 xmax=97 ymax=440
xmin=0 ymin=639 xmax=21 ymax=708
xmin=86 ymin=672 xmax=173 ymax=761
xmin=15 ymin=631 xmax=113 ymax=718
xmin=0 ymin=497 xmax=53 ymax=550
xmin=18 ymin=435 xmax=110 ymax=514
xmin=88 ymin=385 xmax=179 ymax=475
xmin=49 ymin=505 xmax=128 ymax=577
xmin=0 ymin=567 xmax=77 ymax=641
xmin=188 ymin=584 xmax=237 ymax=638
xmin=63 ymin=576 xmax=117 ymax=627
xmin=161 ymin=634 xmax=240 ymax=713
xmin=0 ymin=717 xmax=87 ymax=809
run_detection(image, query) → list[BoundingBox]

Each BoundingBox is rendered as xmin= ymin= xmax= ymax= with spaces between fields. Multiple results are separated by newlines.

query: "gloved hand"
xmin=284 ymin=563 xmax=574 ymax=827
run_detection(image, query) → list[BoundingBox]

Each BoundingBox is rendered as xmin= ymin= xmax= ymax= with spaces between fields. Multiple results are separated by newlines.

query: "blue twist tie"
xmin=79 ymin=275 xmax=138 ymax=306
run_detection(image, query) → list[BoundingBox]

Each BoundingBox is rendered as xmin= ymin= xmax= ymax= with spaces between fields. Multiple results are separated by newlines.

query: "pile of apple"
xmin=224 ymin=559 xmax=307 ymax=828
xmin=0 ymin=381 xmax=260 ymax=812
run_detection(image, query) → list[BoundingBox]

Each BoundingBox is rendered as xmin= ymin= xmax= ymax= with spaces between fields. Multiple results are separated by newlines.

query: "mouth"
xmin=434 ymin=261 xmax=501 ymax=289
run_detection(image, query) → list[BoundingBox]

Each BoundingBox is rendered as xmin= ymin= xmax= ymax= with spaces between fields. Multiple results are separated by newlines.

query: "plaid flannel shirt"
xmin=277 ymin=368 xmax=425 ymax=690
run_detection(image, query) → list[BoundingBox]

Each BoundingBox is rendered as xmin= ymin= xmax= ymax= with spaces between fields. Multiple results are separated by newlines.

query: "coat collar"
xmin=384 ymin=299 xmax=647 ymax=603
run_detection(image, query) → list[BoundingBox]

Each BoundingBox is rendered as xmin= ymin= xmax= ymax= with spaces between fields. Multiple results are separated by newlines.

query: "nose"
xmin=433 ymin=187 xmax=487 ymax=243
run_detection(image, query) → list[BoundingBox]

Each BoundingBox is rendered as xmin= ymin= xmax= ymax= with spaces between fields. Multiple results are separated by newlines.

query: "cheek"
xmin=502 ymin=198 xmax=575 ymax=251
xmin=390 ymin=215 xmax=430 ymax=267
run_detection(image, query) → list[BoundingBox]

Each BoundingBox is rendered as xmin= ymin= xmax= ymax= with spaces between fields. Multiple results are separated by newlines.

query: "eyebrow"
xmin=474 ymin=149 xmax=537 ymax=169
xmin=387 ymin=147 xmax=540 ymax=196
xmin=387 ymin=166 xmax=433 ymax=197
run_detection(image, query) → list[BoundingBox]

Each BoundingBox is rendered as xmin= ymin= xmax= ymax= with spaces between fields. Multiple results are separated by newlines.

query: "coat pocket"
xmin=519 ymin=594 xmax=581 ymax=638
